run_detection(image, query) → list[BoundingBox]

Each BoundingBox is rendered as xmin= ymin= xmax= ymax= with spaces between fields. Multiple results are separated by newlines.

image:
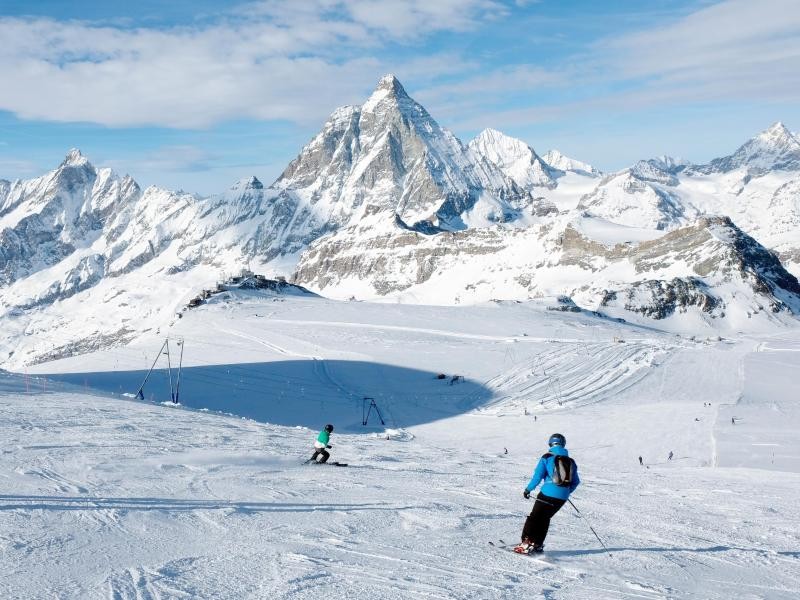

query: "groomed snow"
xmin=4 ymin=292 xmax=800 ymax=598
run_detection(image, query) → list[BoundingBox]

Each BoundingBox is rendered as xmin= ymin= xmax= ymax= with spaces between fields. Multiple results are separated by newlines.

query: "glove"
xmin=326 ymin=445 xmax=332 ymax=449
xmin=523 ymin=489 xmax=530 ymax=499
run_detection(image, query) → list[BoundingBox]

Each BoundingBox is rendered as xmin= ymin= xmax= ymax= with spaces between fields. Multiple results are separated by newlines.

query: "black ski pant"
xmin=521 ymin=492 xmax=566 ymax=546
xmin=310 ymin=448 xmax=330 ymax=463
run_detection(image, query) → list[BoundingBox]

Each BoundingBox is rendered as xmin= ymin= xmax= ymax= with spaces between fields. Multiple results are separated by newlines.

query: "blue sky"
xmin=1 ymin=0 xmax=798 ymax=194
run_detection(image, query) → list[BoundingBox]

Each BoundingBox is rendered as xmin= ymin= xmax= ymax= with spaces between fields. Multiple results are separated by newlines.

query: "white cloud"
xmin=420 ymin=0 xmax=800 ymax=133
xmin=0 ymin=1 xmax=499 ymax=129
xmin=599 ymin=0 xmax=800 ymax=105
xmin=342 ymin=0 xmax=505 ymax=37
xmin=104 ymin=145 xmax=220 ymax=174
xmin=0 ymin=157 xmax=41 ymax=178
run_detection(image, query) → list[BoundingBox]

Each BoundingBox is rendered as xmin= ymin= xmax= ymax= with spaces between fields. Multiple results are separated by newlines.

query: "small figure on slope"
xmin=639 ymin=455 xmax=643 ymax=466
xmin=310 ymin=424 xmax=334 ymax=464
xmin=514 ymin=433 xmax=580 ymax=554
xmin=668 ymin=451 xmax=674 ymax=461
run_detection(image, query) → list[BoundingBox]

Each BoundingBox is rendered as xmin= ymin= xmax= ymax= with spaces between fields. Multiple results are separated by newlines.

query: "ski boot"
xmin=513 ymin=539 xmax=533 ymax=554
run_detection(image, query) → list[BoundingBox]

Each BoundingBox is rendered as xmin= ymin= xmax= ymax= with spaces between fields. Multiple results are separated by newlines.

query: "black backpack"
xmin=543 ymin=453 xmax=575 ymax=487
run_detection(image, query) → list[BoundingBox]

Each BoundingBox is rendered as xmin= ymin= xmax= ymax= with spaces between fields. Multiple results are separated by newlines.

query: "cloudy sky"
xmin=1 ymin=0 xmax=798 ymax=193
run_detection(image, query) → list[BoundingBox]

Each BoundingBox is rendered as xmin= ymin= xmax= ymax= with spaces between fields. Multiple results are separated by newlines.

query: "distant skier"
xmin=668 ymin=451 xmax=673 ymax=461
xmin=309 ymin=424 xmax=334 ymax=464
xmin=731 ymin=417 xmax=735 ymax=425
xmin=514 ymin=433 xmax=580 ymax=554
xmin=639 ymin=455 xmax=643 ymax=466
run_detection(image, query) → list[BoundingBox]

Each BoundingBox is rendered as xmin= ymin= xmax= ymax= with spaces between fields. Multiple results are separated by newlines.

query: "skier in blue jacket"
xmin=514 ymin=433 xmax=580 ymax=554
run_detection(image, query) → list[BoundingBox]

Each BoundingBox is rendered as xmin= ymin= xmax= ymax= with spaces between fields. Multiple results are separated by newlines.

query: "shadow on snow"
xmin=0 ymin=494 xmax=419 ymax=514
xmin=38 ymin=359 xmax=492 ymax=431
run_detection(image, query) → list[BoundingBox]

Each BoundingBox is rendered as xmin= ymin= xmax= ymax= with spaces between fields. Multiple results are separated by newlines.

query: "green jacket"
xmin=316 ymin=430 xmax=331 ymax=446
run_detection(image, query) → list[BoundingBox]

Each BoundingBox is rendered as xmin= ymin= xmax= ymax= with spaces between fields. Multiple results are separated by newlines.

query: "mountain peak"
xmin=543 ymin=149 xmax=601 ymax=177
xmin=474 ymin=128 xmax=522 ymax=147
xmin=230 ymin=175 xmax=264 ymax=192
xmin=375 ymin=73 xmax=406 ymax=95
xmin=245 ymin=175 xmax=263 ymax=189
xmin=61 ymin=148 xmax=89 ymax=167
xmin=363 ymin=74 xmax=411 ymax=111
xmin=470 ymin=129 xmax=560 ymax=191
xmin=758 ymin=121 xmax=796 ymax=144
xmin=696 ymin=121 xmax=800 ymax=173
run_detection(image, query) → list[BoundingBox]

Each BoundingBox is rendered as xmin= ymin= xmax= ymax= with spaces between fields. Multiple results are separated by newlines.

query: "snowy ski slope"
xmin=3 ymin=291 xmax=799 ymax=599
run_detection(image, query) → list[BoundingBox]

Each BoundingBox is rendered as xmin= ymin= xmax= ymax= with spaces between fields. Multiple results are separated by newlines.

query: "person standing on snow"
xmin=668 ymin=451 xmax=674 ymax=461
xmin=310 ymin=424 xmax=334 ymax=464
xmin=515 ymin=433 xmax=580 ymax=554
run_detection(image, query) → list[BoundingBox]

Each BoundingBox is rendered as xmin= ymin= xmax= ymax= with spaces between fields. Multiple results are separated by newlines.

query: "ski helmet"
xmin=548 ymin=433 xmax=566 ymax=447
xmin=324 ymin=424 xmax=334 ymax=433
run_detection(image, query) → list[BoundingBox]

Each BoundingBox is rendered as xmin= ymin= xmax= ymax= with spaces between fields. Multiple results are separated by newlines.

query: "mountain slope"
xmin=293 ymin=213 xmax=800 ymax=333
xmin=273 ymin=75 xmax=533 ymax=233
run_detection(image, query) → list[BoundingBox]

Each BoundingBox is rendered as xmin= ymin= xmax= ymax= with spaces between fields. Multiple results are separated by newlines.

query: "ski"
xmin=489 ymin=539 xmax=552 ymax=562
xmin=304 ymin=460 xmax=349 ymax=467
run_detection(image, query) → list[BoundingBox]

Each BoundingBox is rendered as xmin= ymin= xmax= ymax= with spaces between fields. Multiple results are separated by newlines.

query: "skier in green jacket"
xmin=310 ymin=424 xmax=334 ymax=463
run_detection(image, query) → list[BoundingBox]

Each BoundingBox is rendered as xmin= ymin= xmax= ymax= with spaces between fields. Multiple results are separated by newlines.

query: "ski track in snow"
xmin=3 ymin=298 xmax=800 ymax=599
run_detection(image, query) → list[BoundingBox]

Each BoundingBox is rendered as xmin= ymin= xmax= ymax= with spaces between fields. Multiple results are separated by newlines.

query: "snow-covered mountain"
xmin=691 ymin=121 xmax=800 ymax=174
xmin=575 ymin=169 xmax=688 ymax=230
xmin=3 ymin=76 xmax=800 ymax=367
xmin=542 ymin=149 xmax=602 ymax=177
xmin=293 ymin=212 xmax=800 ymax=333
xmin=468 ymin=128 xmax=561 ymax=190
xmin=0 ymin=150 xmax=140 ymax=287
xmin=273 ymin=75 xmax=533 ymax=234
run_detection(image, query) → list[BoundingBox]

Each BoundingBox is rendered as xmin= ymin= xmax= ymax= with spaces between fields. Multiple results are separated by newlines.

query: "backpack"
xmin=543 ymin=453 xmax=575 ymax=487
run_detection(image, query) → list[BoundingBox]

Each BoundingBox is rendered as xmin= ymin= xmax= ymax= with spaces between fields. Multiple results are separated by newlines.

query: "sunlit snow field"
xmin=3 ymin=291 xmax=799 ymax=599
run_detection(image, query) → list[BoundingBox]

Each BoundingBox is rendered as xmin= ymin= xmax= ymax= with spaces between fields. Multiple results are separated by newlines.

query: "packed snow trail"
xmin=7 ymin=295 xmax=800 ymax=598
xmin=2 ymin=381 xmax=799 ymax=599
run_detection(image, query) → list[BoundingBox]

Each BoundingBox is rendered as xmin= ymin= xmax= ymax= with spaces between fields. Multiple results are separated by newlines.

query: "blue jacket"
xmin=525 ymin=445 xmax=580 ymax=500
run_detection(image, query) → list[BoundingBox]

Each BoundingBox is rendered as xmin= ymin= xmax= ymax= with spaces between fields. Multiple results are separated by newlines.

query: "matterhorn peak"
xmin=61 ymin=148 xmax=89 ymax=168
xmin=362 ymin=74 xmax=413 ymax=112
xmin=375 ymin=73 xmax=407 ymax=95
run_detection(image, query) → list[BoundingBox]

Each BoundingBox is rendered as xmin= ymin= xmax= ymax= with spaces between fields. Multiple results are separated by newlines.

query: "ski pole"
xmin=568 ymin=499 xmax=612 ymax=557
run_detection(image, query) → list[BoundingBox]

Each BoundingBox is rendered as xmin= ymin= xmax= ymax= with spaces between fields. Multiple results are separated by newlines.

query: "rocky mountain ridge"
xmin=2 ymin=76 xmax=800 ymax=365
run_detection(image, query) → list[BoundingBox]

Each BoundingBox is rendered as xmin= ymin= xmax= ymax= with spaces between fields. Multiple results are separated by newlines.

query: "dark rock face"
xmin=601 ymin=278 xmax=720 ymax=319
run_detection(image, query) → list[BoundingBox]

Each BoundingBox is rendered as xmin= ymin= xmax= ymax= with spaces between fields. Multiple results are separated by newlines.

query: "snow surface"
xmin=4 ymin=291 xmax=800 ymax=598
xmin=570 ymin=214 xmax=665 ymax=246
